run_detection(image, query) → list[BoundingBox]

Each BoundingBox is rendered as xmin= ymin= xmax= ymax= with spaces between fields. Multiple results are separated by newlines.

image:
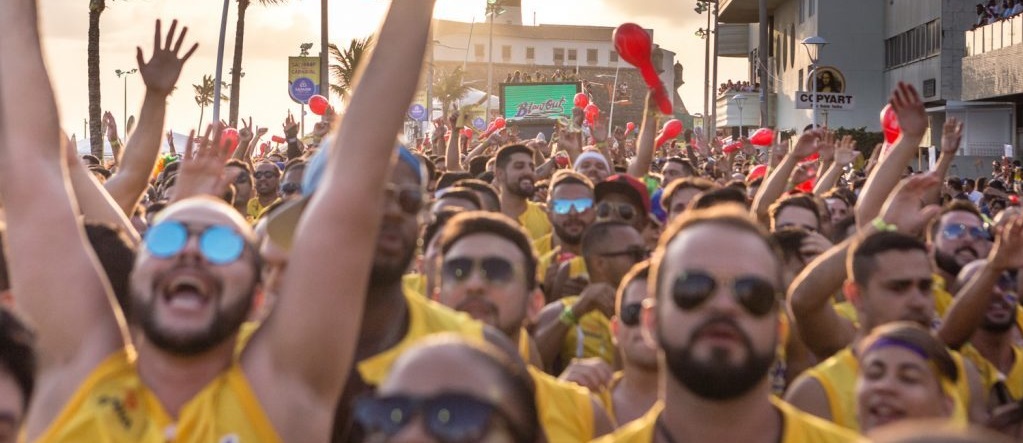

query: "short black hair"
xmin=468 ymin=156 xmax=491 ymax=177
xmin=769 ymin=194 xmax=822 ymax=229
xmin=690 ymin=186 xmax=749 ymax=210
xmin=436 ymin=172 xmax=473 ymax=191
xmin=771 ymin=226 xmax=812 ymax=266
xmin=416 ymin=153 xmax=436 ymax=181
xmin=437 ymin=212 xmax=538 ymax=289
xmin=454 ymin=179 xmax=501 ymax=212
xmin=81 ymin=154 xmax=101 ymax=166
xmin=436 ymin=186 xmax=483 ymax=210
xmin=661 ymin=177 xmax=716 ymax=212
xmin=616 ymin=260 xmax=650 ymax=315
xmin=549 ymin=170 xmax=594 ymax=193
xmin=849 ymin=231 xmax=928 ymax=285
xmin=422 ymin=207 xmax=467 ymax=250
xmin=495 ymin=144 xmax=534 ymax=170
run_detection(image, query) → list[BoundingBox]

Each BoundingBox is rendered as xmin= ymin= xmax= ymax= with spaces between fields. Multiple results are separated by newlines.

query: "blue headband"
xmin=397 ymin=145 xmax=423 ymax=183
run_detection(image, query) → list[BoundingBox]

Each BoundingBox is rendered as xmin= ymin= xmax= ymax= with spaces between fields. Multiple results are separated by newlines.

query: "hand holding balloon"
xmin=614 ymin=23 xmax=672 ymax=115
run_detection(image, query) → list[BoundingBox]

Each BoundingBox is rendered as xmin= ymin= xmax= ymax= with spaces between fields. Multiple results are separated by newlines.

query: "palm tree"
xmin=229 ymin=0 xmax=287 ymax=126
xmin=432 ymin=66 xmax=472 ymax=119
xmin=88 ymin=0 xmax=107 ymax=159
xmin=329 ymin=37 xmax=373 ymax=105
xmin=194 ymin=75 xmax=228 ymax=131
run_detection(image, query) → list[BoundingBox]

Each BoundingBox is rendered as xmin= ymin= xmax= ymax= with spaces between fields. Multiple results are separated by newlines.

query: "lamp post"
xmin=801 ymin=35 xmax=828 ymax=129
xmin=485 ymin=0 xmax=505 ymax=123
xmin=212 ymin=0 xmax=231 ymax=124
xmin=733 ymin=93 xmax=747 ymax=138
xmin=114 ymin=68 xmax=137 ymax=140
xmin=695 ymin=1 xmax=713 ymax=133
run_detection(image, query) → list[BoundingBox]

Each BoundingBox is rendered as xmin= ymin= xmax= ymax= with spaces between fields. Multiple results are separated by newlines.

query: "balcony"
xmin=966 ymin=14 xmax=1023 ymax=56
xmin=719 ymin=0 xmax=786 ymax=23
xmin=716 ymin=92 xmax=777 ymax=133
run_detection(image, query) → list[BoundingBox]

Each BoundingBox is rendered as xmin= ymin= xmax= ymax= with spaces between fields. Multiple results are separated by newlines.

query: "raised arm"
xmin=813 ymin=135 xmax=855 ymax=195
xmin=0 ymin=1 xmax=128 ymax=435
xmin=245 ymin=0 xmax=438 ymax=422
xmin=938 ymin=217 xmax=1023 ymax=348
xmin=63 ymin=132 xmax=141 ymax=246
xmin=923 ymin=118 xmax=963 ymax=206
xmin=445 ymin=110 xmax=466 ymax=172
xmin=627 ymin=94 xmax=658 ymax=178
xmin=855 ymin=82 xmax=928 ymax=227
xmin=105 ymin=20 xmax=197 ymax=216
xmin=751 ymin=130 xmax=822 ymax=224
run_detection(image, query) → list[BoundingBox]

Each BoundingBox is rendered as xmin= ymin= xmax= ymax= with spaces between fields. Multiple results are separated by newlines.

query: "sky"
xmin=39 ymin=0 xmax=745 ymax=140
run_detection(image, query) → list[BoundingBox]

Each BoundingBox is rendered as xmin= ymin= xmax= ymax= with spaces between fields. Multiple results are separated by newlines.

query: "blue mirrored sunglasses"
xmin=551 ymin=198 xmax=593 ymax=215
xmin=143 ymin=221 xmax=246 ymax=265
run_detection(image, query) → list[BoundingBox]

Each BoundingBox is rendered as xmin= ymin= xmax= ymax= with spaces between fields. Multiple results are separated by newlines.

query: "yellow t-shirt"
xmin=518 ymin=201 xmax=553 ymax=244
xmin=401 ymin=273 xmax=428 ymax=298
xmin=559 ymin=295 xmax=616 ymax=367
xmin=590 ymin=397 xmax=861 ymax=443
xmin=36 ymin=349 xmax=283 ymax=443
xmin=537 ymin=248 xmax=588 ymax=284
xmin=357 ymin=289 xmax=484 ymax=385
xmin=534 ymin=233 xmax=555 ymax=260
xmin=960 ymin=343 xmax=1023 ymax=401
xmin=529 ymin=366 xmax=596 ymax=442
xmin=804 ymin=347 xmax=970 ymax=432
xmin=596 ymin=371 xmax=625 ymax=427
xmin=246 ymin=197 xmax=279 ymax=221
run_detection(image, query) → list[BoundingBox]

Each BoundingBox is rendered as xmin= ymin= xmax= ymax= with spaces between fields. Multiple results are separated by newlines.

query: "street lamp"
xmin=732 ymin=93 xmax=747 ymax=138
xmin=486 ymin=0 xmax=505 ymax=123
xmin=694 ymin=0 xmax=714 ymax=137
xmin=801 ymin=35 xmax=828 ymax=128
xmin=114 ymin=68 xmax=138 ymax=140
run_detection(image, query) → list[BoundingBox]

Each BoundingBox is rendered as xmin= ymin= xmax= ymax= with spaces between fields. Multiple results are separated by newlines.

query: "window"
xmin=809 ymin=0 xmax=815 ymax=17
xmin=790 ymin=24 xmax=796 ymax=69
xmin=568 ymin=49 xmax=577 ymax=61
xmin=554 ymin=48 xmax=565 ymax=65
xmin=782 ymin=28 xmax=788 ymax=69
xmin=587 ymin=48 xmax=598 ymax=64
xmin=526 ymin=47 xmax=535 ymax=59
xmin=609 ymin=50 xmax=619 ymax=62
xmin=799 ymin=0 xmax=805 ymax=24
xmin=923 ymin=79 xmax=936 ymax=97
xmin=798 ymin=69 xmax=804 ymax=92
xmin=501 ymin=45 xmax=511 ymax=61
xmin=474 ymin=43 xmax=485 ymax=58
xmin=884 ymin=19 xmax=942 ymax=68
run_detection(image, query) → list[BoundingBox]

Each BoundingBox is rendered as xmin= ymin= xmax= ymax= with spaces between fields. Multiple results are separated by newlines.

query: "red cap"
xmin=595 ymin=174 xmax=651 ymax=215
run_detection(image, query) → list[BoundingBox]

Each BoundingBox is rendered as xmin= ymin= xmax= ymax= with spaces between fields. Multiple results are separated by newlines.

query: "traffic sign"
xmin=472 ymin=117 xmax=486 ymax=130
xmin=408 ymin=104 xmax=427 ymax=121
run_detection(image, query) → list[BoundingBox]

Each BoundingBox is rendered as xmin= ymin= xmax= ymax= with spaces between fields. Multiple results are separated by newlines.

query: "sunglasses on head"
xmin=253 ymin=170 xmax=280 ymax=180
xmin=551 ymin=198 xmax=594 ymax=215
xmin=386 ymin=183 xmax=424 ymax=215
xmin=596 ymin=201 xmax=637 ymax=221
xmin=671 ymin=270 xmax=778 ymax=317
xmin=354 ymin=392 xmax=528 ymax=443
xmin=143 ymin=221 xmax=246 ymax=265
xmin=599 ymin=245 xmax=649 ymax=263
xmin=442 ymin=257 xmax=517 ymax=284
xmin=941 ymin=223 xmax=991 ymax=241
xmin=619 ymin=302 xmax=643 ymax=327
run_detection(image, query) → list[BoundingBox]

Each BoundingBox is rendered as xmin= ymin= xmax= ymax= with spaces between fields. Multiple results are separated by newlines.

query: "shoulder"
xmin=406 ymin=290 xmax=483 ymax=337
xmin=590 ymin=402 xmax=660 ymax=443
xmin=773 ymin=397 xmax=864 ymax=443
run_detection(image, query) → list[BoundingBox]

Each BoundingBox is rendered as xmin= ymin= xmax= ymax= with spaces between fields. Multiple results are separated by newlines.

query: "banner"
xmin=288 ymin=57 xmax=320 ymax=104
xmin=501 ymin=82 xmax=580 ymax=122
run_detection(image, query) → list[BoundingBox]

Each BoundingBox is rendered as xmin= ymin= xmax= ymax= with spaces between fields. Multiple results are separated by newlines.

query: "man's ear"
xmin=526 ymin=288 xmax=544 ymax=322
xmin=844 ymin=280 xmax=863 ymax=310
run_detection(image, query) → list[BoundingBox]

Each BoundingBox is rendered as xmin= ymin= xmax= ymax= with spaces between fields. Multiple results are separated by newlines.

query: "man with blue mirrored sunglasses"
xmin=535 ymin=171 xmax=596 ymax=296
xmin=1 ymin=1 xmax=439 ymax=441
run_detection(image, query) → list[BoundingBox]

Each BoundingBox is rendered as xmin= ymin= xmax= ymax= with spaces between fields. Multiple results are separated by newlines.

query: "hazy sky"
xmin=39 ymin=0 xmax=744 ymax=139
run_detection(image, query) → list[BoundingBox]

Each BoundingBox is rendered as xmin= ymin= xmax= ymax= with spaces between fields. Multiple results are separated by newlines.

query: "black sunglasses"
xmin=598 ymin=245 xmax=649 ymax=263
xmin=442 ymin=257 xmax=516 ymax=284
xmin=596 ymin=201 xmax=636 ymax=221
xmin=619 ymin=302 xmax=643 ymax=327
xmin=280 ymin=182 xmax=302 ymax=196
xmin=253 ymin=170 xmax=280 ymax=180
xmin=671 ymin=270 xmax=778 ymax=317
xmin=386 ymin=183 xmax=424 ymax=215
xmin=354 ymin=392 xmax=529 ymax=443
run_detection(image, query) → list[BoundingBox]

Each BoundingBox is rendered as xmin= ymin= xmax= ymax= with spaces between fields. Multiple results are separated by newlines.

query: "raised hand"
xmin=940 ymin=117 xmax=964 ymax=155
xmin=103 ymin=111 xmax=118 ymax=141
xmin=791 ymin=129 xmax=824 ymax=159
xmin=789 ymin=162 xmax=817 ymax=185
xmin=890 ymin=82 xmax=927 ymax=138
xmin=878 ymin=171 xmax=942 ymax=235
xmin=282 ymin=112 xmax=299 ymax=139
xmin=989 ymin=216 xmax=1023 ymax=270
xmin=137 ymin=19 xmax=198 ymax=97
xmin=817 ymin=129 xmax=836 ymax=164
xmin=239 ymin=117 xmax=254 ymax=142
xmin=171 ymin=124 xmax=237 ymax=202
xmin=834 ymin=135 xmax=857 ymax=165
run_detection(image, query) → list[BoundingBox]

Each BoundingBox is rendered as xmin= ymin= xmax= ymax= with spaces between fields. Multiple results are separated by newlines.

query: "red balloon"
xmin=880 ymin=104 xmax=901 ymax=144
xmin=723 ymin=141 xmax=743 ymax=154
xmin=613 ymin=23 xmax=672 ymax=115
xmin=461 ymin=127 xmax=474 ymax=139
xmin=220 ymin=128 xmax=240 ymax=154
xmin=655 ymin=119 xmax=683 ymax=147
xmin=749 ymin=128 xmax=775 ymax=147
xmin=271 ymin=135 xmax=286 ymax=144
xmin=493 ymin=117 xmax=506 ymax=129
xmin=584 ymin=104 xmax=599 ymax=126
xmin=309 ymin=95 xmax=329 ymax=116
xmin=746 ymin=164 xmax=768 ymax=182
xmin=626 ymin=122 xmax=635 ymax=133
xmin=795 ymin=179 xmax=814 ymax=193
xmin=574 ymin=93 xmax=589 ymax=109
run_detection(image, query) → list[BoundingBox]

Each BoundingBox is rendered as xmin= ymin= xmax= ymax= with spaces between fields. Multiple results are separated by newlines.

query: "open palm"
xmin=138 ymin=20 xmax=198 ymax=97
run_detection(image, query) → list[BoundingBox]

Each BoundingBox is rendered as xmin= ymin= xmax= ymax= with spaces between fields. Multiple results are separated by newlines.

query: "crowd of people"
xmin=975 ymin=0 xmax=1023 ymax=28
xmin=719 ymin=79 xmax=760 ymax=95
xmin=3 ymin=1 xmax=1023 ymax=442
xmin=505 ymin=69 xmax=581 ymax=84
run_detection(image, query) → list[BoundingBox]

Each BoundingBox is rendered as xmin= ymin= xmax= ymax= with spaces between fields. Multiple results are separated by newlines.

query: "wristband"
xmin=287 ymin=137 xmax=298 ymax=144
xmin=559 ymin=305 xmax=579 ymax=326
xmin=871 ymin=217 xmax=897 ymax=232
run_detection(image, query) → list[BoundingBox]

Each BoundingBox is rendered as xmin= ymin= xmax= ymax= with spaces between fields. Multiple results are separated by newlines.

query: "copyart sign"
xmin=501 ymin=82 xmax=580 ymax=122
xmin=795 ymin=92 xmax=855 ymax=110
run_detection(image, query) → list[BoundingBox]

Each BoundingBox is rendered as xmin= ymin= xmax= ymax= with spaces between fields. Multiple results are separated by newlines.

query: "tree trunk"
xmin=229 ymin=0 xmax=249 ymax=127
xmin=198 ymin=105 xmax=205 ymax=134
xmin=88 ymin=0 xmax=105 ymax=159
